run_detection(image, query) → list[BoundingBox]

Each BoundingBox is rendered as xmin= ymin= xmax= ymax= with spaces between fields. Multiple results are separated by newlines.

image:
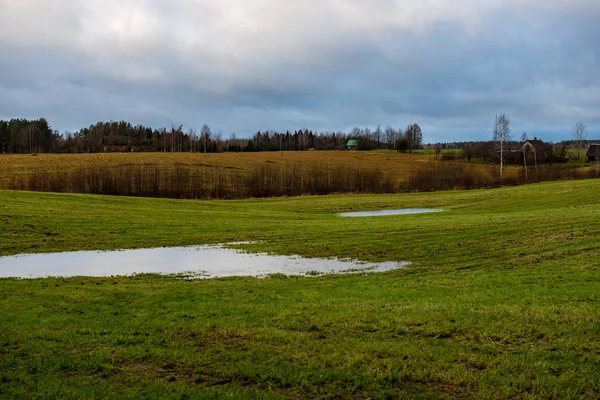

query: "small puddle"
xmin=0 ymin=245 xmax=409 ymax=279
xmin=339 ymin=208 xmax=444 ymax=217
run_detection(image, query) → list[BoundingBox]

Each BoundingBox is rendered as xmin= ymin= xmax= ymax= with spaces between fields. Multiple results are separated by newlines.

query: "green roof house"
xmin=346 ymin=140 xmax=359 ymax=151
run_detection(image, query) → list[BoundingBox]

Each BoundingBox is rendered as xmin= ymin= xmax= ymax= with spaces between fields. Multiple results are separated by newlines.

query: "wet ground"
xmin=338 ymin=208 xmax=444 ymax=217
xmin=0 ymin=245 xmax=408 ymax=279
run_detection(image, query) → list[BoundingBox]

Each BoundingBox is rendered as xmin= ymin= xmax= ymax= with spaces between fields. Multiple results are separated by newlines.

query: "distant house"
xmin=504 ymin=138 xmax=553 ymax=164
xmin=587 ymin=144 xmax=600 ymax=162
xmin=522 ymin=139 xmax=553 ymax=163
xmin=346 ymin=140 xmax=359 ymax=151
xmin=103 ymin=137 xmax=130 ymax=152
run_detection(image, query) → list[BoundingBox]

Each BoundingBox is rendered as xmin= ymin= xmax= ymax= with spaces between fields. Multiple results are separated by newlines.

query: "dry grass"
xmin=0 ymin=151 xmax=496 ymax=189
xmin=5 ymin=151 xmax=596 ymax=199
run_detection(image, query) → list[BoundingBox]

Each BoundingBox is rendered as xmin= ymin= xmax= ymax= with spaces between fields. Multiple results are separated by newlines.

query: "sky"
xmin=0 ymin=0 xmax=599 ymax=143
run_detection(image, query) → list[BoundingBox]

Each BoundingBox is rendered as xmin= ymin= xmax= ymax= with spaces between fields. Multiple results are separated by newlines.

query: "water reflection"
xmin=339 ymin=208 xmax=444 ymax=217
xmin=0 ymin=245 xmax=408 ymax=279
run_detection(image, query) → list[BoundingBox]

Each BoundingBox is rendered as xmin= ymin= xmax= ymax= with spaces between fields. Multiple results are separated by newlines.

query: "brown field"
xmin=0 ymin=151 xmax=491 ymax=187
xmin=2 ymin=151 xmax=596 ymax=199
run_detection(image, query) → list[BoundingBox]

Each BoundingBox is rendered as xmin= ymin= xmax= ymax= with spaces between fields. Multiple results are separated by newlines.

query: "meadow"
xmin=1 ymin=179 xmax=599 ymax=399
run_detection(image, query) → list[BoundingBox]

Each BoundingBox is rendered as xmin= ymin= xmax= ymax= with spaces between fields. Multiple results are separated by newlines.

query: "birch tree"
xmin=493 ymin=114 xmax=511 ymax=180
xmin=201 ymin=124 xmax=211 ymax=153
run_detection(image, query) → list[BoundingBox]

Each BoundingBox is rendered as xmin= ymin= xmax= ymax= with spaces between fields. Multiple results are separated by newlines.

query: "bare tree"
xmin=201 ymin=124 xmax=211 ymax=153
xmin=404 ymin=125 xmax=414 ymax=152
xmin=521 ymin=132 xmax=530 ymax=180
xmin=384 ymin=126 xmax=396 ymax=149
xmin=412 ymin=124 xmax=423 ymax=149
xmin=404 ymin=124 xmax=422 ymax=152
xmin=572 ymin=122 xmax=588 ymax=160
xmin=188 ymin=127 xmax=197 ymax=152
xmin=493 ymin=114 xmax=512 ymax=180
xmin=364 ymin=127 xmax=372 ymax=144
xmin=373 ymin=125 xmax=382 ymax=149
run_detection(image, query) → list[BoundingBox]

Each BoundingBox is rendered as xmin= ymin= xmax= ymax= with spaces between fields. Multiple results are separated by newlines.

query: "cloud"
xmin=0 ymin=0 xmax=599 ymax=141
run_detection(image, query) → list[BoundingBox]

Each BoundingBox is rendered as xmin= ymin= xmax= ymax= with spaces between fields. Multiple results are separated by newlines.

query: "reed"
xmin=9 ymin=157 xmax=599 ymax=199
xmin=10 ymin=162 xmax=397 ymax=199
xmin=406 ymin=162 xmax=600 ymax=192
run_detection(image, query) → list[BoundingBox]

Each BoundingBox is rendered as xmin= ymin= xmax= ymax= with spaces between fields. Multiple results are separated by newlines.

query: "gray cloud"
xmin=0 ymin=0 xmax=599 ymax=142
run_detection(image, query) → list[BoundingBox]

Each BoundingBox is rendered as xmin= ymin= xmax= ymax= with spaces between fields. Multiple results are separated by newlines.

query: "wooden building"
xmin=587 ymin=144 xmax=600 ymax=162
xmin=102 ymin=137 xmax=130 ymax=152
xmin=504 ymin=138 xmax=553 ymax=165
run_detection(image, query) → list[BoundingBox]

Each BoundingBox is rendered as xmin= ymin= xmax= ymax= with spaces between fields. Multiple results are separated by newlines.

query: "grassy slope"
xmin=1 ymin=180 xmax=599 ymax=399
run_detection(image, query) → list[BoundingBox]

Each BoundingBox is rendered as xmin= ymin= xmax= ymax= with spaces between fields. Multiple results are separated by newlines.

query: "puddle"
xmin=339 ymin=208 xmax=444 ymax=217
xmin=0 ymin=245 xmax=408 ymax=279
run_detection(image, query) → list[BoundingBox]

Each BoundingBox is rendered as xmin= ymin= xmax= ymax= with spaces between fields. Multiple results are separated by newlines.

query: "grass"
xmin=1 ymin=179 xmax=600 ymax=398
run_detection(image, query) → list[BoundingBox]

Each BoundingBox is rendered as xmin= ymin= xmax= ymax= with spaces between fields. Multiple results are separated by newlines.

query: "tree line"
xmin=0 ymin=119 xmax=59 ymax=153
xmin=0 ymin=118 xmax=424 ymax=154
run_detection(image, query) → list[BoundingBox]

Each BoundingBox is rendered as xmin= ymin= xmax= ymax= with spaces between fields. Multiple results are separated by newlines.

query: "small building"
xmin=587 ymin=144 xmax=600 ymax=162
xmin=103 ymin=137 xmax=130 ymax=152
xmin=504 ymin=151 xmax=522 ymax=164
xmin=346 ymin=140 xmax=359 ymax=151
xmin=522 ymin=139 xmax=553 ymax=163
xmin=504 ymin=138 xmax=553 ymax=165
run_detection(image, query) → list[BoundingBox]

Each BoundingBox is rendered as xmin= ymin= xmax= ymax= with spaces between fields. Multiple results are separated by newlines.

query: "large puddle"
xmin=0 ymin=245 xmax=408 ymax=279
xmin=339 ymin=208 xmax=444 ymax=217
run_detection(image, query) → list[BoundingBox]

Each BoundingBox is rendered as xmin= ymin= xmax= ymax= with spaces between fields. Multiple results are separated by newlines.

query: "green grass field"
xmin=1 ymin=180 xmax=599 ymax=399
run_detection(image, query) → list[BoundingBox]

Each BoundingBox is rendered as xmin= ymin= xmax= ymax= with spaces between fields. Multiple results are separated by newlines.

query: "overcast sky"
xmin=1 ymin=0 xmax=599 ymax=142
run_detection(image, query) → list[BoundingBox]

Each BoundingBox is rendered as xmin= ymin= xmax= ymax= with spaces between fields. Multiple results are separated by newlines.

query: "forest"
xmin=0 ymin=118 xmax=423 ymax=154
xmin=0 ymin=118 xmax=58 ymax=154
